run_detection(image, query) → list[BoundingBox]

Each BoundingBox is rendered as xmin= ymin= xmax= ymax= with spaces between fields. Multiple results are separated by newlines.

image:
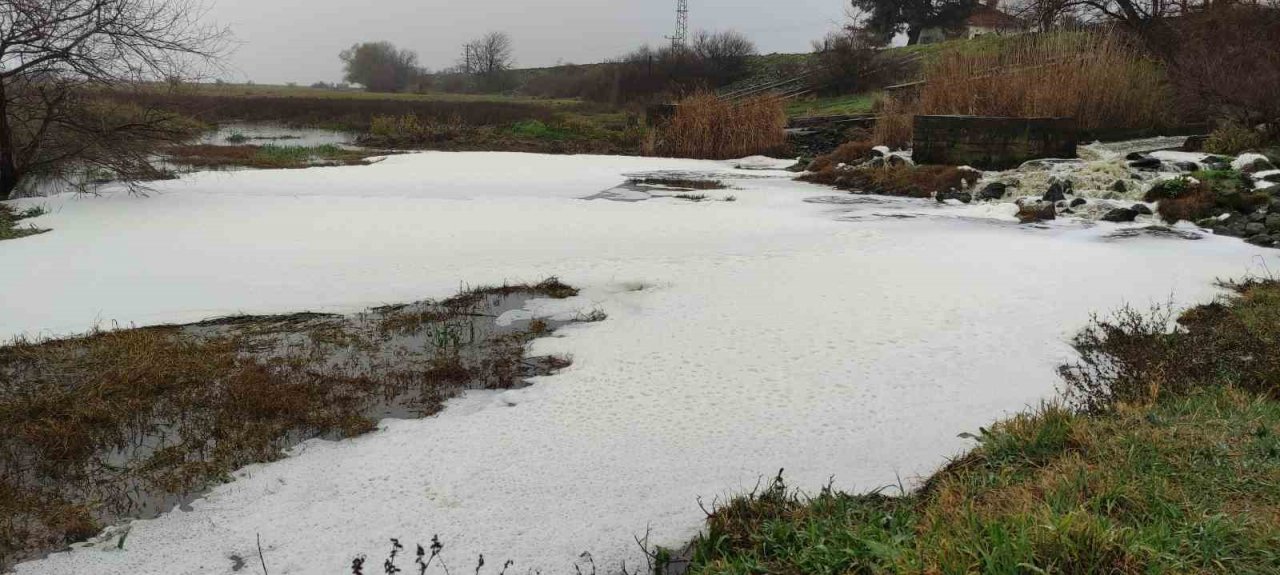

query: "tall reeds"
xmin=876 ymin=30 xmax=1173 ymax=145
xmin=655 ymin=92 xmax=788 ymax=160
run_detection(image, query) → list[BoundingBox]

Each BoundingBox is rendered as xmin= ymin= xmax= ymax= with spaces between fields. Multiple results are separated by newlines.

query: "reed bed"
xmin=876 ymin=30 xmax=1173 ymax=145
xmin=655 ymin=93 xmax=787 ymax=160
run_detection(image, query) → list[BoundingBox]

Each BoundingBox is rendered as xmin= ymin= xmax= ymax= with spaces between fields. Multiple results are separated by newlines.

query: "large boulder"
xmin=978 ymin=182 xmax=1008 ymax=201
xmin=1101 ymin=207 xmax=1140 ymax=223
xmin=1043 ymin=177 xmax=1073 ymax=202
xmin=1127 ymin=154 xmax=1163 ymax=170
xmin=937 ymin=189 xmax=973 ymax=204
xmin=1016 ymin=201 xmax=1056 ymax=223
xmin=1233 ymin=153 xmax=1276 ymax=174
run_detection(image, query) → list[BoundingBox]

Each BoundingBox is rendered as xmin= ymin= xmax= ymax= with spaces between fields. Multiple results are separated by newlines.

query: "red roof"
xmin=967 ymin=6 xmax=1026 ymax=29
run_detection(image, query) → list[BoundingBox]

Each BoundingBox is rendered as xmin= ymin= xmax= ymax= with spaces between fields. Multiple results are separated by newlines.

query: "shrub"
xmin=1060 ymin=279 xmax=1280 ymax=412
xmin=1170 ymin=5 xmax=1280 ymax=144
xmin=1203 ymin=122 xmax=1265 ymax=156
xmin=654 ymin=93 xmax=787 ymax=159
xmin=807 ymin=140 xmax=875 ymax=172
xmin=363 ymin=114 xmax=473 ymax=146
xmin=877 ymin=30 xmax=1173 ymax=144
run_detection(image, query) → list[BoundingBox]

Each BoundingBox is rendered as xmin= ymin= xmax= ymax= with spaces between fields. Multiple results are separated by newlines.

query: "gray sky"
xmin=205 ymin=0 xmax=851 ymax=84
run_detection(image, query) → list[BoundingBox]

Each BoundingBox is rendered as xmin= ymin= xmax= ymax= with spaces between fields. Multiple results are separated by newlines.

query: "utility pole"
xmin=666 ymin=0 xmax=688 ymax=51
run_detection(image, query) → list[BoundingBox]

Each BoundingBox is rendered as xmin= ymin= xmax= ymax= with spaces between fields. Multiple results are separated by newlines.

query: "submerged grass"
xmin=164 ymin=143 xmax=377 ymax=169
xmin=0 ymin=205 xmax=48 ymax=242
xmin=684 ymin=279 xmax=1280 ymax=575
xmin=0 ymin=279 xmax=585 ymax=570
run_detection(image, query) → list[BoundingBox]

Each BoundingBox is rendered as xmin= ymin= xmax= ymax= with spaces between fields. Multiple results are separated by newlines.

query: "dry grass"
xmin=876 ymin=30 xmax=1173 ymax=144
xmin=654 ymin=93 xmax=787 ymax=160
xmin=801 ymin=164 xmax=978 ymax=198
xmin=806 ymin=141 xmax=874 ymax=172
xmin=0 ymin=280 xmax=584 ymax=569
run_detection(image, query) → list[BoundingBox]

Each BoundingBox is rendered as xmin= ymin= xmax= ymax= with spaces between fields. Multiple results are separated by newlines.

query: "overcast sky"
xmin=204 ymin=0 xmax=852 ymax=84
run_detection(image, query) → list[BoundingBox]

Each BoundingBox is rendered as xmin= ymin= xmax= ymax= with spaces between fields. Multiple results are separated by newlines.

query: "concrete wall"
xmin=912 ymin=115 xmax=1077 ymax=170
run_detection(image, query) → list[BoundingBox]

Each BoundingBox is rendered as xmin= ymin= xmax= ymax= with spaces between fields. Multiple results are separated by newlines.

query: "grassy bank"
xmin=684 ymin=279 xmax=1280 ymax=574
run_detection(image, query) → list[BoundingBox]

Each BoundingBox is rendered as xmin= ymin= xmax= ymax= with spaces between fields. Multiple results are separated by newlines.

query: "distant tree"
xmin=340 ymin=41 xmax=420 ymax=93
xmin=691 ymin=30 xmax=757 ymax=85
xmin=461 ymin=32 xmax=515 ymax=92
xmin=0 ymin=0 xmax=226 ymax=200
xmin=851 ymin=0 xmax=977 ymax=44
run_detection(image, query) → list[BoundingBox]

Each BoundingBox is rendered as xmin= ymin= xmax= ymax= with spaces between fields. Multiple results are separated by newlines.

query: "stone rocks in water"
xmin=1266 ymin=213 xmax=1280 ymax=232
xmin=1110 ymin=180 xmax=1128 ymax=194
xmin=1101 ymin=207 xmax=1140 ymax=223
xmin=1016 ymin=202 xmax=1056 ymax=223
xmin=1174 ymin=161 xmax=1200 ymax=172
xmin=1249 ymin=211 xmax=1267 ymax=223
xmin=788 ymin=158 xmax=813 ymax=173
xmin=936 ymin=189 xmax=973 ymax=204
xmin=978 ymin=182 xmax=1008 ymax=200
xmin=1132 ymin=204 xmax=1153 ymax=216
xmin=870 ymin=145 xmax=891 ymax=158
xmin=1246 ymin=222 xmax=1267 ymax=235
xmin=1070 ymin=198 xmax=1087 ymax=208
xmin=1233 ymin=153 xmax=1275 ymax=174
xmin=1043 ymin=177 xmax=1073 ymax=202
xmin=1127 ymin=154 xmax=1163 ymax=170
xmin=1202 ymin=156 xmax=1232 ymax=171
xmin=1246 ymin=234 xmax=1275 ymax=247
xmin=1182 ymin=135 xmax=1208 ymax=152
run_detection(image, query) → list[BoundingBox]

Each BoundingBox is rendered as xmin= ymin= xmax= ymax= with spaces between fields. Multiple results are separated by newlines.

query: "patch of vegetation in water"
xmin=0 ymin=279 xmax=591 ymax=570
xmin=163 ymin=143 xmax=379 ymax=170
xmin=0 ymin=204 xmax=48 ymax=242
xmin=679 ymin=279 xmax=1280 ymax=575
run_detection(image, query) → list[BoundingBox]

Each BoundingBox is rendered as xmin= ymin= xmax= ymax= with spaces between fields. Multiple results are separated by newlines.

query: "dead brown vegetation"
xmin=875 ymin=30 xmax=1173 ymax=145
xmin=806 ymin=141 xmax=875 ymax=172
xmin=0 ymin=280 xmax=584 ymax=569
xmin=653 ymin=93 xmax=787 ymax=160
xmin=801 ymin=163 xmax=977 ymax=198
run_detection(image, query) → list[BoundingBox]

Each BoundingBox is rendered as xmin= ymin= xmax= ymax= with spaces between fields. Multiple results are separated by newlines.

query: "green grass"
xmin=685 ymin=280 xmax=1280 ymax=575
xmin=786 ymin=92 xmax=882 ymax=118
xmin=0 ymin=204 xmax=48 ymax=242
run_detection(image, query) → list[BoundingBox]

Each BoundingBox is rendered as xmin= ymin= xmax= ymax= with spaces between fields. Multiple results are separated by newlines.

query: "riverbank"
xmin=683 ymin=279 xmax=1280 ymax=574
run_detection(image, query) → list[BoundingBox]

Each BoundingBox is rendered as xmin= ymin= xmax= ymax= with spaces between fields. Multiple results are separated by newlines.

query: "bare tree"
xmin=460 ymin=32 xmax=514 ymax=92
xmin=0 ymin=0 xmax=226 ymax=199
xmin=468 ymin=32 xmax=514 ymax=76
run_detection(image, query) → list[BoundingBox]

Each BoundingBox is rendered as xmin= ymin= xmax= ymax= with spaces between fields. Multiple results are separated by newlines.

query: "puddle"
xmin=200 ymin=123 xmax=354 ymax=148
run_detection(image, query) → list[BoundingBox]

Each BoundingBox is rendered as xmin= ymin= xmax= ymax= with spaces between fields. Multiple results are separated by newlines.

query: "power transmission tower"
xmin=667 ymin=0 xmax=688 ymax=51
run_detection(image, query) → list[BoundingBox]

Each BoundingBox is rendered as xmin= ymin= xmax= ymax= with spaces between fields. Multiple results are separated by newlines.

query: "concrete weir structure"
xmin=912 ymin=115 xmax=1078 ymax=170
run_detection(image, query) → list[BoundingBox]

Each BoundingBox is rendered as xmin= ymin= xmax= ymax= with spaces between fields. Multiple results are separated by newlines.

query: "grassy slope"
xmin=786 ymin=92 xmax=882 ymax=118
xmin=686 ymin=281 xmax=1280 ymax=575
